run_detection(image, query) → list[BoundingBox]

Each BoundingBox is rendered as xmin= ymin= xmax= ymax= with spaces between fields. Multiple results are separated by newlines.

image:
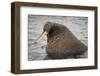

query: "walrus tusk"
xmin=34 ymin=31 xmax=47 ymax=43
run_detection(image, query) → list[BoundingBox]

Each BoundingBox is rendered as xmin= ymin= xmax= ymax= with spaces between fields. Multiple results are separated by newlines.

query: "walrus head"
xmin=43 ymin=22 xmax=67 ymax=37
xmin=34 ymin=22 xmax=68 ymax=42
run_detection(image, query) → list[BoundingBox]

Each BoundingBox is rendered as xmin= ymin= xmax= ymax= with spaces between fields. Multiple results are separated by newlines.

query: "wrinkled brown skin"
xmin=43 ymin=22 xmax=87 ymax=59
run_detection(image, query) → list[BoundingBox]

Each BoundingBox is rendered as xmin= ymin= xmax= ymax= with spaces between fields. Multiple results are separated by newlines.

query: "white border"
xmin=20 ymin=7 xmax=95 ymax=70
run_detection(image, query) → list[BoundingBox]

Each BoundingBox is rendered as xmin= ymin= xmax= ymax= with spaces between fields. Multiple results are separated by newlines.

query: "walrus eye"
xmin=48 ymin=26 xmax=60 ymax=36
xmin=48 ymin=28 xmax=54 ymax=35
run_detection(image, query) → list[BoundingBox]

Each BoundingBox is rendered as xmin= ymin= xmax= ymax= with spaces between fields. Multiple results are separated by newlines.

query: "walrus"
xmin=34 ymin=22 xmax=87 ymax=59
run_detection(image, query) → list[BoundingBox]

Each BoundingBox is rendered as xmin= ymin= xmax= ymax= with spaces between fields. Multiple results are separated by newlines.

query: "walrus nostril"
xmin=43 ymin=22 xmax=87 ymax=59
